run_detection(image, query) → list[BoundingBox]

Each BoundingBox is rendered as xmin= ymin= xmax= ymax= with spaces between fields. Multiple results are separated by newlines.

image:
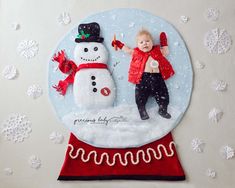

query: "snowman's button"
xmin=92 ymin=81 xmax=96 ymax=86
xmin=94 ymin=47 xmax=98 ymax=51
xmin=91 ymin=76 xmax=96 ymax=80
xmin=93 ymin=88 xmax=97 ymax=92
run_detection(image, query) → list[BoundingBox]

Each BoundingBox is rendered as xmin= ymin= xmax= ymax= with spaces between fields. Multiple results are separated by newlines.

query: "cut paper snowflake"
xmin=175 ymin=84 xmax=180 ymax=89
xmin=49 ymin=131 xmax=64 ymax=144
xmin=180 ymin=15 xmax=189 ymax=23
xmin=204 ymin=28 xmax=232 ymax=54
xmin=3 ymin=168 xmax=13 ymax=176
xmin=205 ymin=8 xmax=220 ymax=22
xmin=1 ymin=114 xmax=32 ymax=143
xmin=28 ymin=155 xmax=41 ymax=169
xmin=58 ymin=12 xmax=71 ymax=25
xmin=206 ymin=168 xmax=216 ymax=178
xmin=2 ymin=65 xmax=17 ymax=80
xmin=208 ymin=108 xmax=223 ymax=123
xmin=129 ymin=22 xmax=135 ymax=28
xmin=11 ymin=22 xmax=20 ymax=30
xmin=111 ymin=15 xmax=117 ymax=20
xmin=191 ymin=138 xmax=205 ymax=153
xmin=195 ymin=60 xmax=205 ymax=69
xmin=17 ymin=40 xmax=39 ymax=59
xmin=220 ymin=146 xmax=234 ymax=160
xmin=27 ymin=84 xmax=43 ymax=99
xmin=174 ymin=41 xmax=180 ymax=46
xmin=211 ymin=80 xmax=227 ymax=91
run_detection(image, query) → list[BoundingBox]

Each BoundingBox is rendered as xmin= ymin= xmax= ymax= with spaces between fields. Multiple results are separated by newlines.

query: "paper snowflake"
xmin=28 ymin=155 xmax=41 ymax=169
xmin=58 ymin=12 xmax=71 ymax=25
xmin=49 ymin=131 xmax=64 ymax=144
xmin=195 ymin=60 xmax=205 ymax=69
xmin=206 ymin=168 xmax=216 ymax=178
xmin=2 ymin=65 xmax=17 ymax=80
xmin=128 ymin=22 xmax=135 ymax=28
xmin=111 ymin=14 xmax=117 ymax=20
xmin=205 ymin=8 xmax=220 ymax=22
xmin=211 ymin=80 xmax=227 ymax=91
xmin=208 ymin=108 xmax=223 ymax=123
xmin=11 ymin=22 xmax=20 ymax=30
xmin=27 ymin=84 xmax=43 ymax=99
xmin=180 ymin=15 xmax=189 ymax=23
xmin=220 ymin=146 xmax=234 ymax=160
xmin=204 ymin=28 xmax=232 ymax=54
xmin=174 ymin=41 xmax=180 ymax=46
xmin=1 ymin=114 xmax=32 ymax=143
xmin=191 ymin=138 xmax=205 ymax=153
xmin=3 ymin=168 xmax=13 ymax=176
xmin=17 ymin=40 xmax=39 ymax=59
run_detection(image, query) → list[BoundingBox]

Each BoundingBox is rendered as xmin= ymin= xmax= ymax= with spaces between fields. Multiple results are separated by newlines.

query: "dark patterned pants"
xmin=135 ymin=73 xmax=169 ymax=109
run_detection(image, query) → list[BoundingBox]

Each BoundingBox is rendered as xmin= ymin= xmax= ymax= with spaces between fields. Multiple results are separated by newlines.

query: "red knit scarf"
xmin=52 ymin=50 xmax=107 ymax=95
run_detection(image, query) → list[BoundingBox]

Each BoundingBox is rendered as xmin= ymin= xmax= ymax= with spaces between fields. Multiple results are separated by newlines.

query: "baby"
xmin=112 ymin=30 xmax=174 ymax=120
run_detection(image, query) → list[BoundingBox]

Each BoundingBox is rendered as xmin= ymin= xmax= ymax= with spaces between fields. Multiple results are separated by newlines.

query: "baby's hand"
xmin=161 ymin=46 xmax=169 ymax=57
xmin=111 ymin=39 xmax=124 ymax=50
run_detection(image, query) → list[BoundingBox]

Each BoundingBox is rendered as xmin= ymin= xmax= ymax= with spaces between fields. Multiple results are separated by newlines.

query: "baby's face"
xmin=137 ymin=34 xmax=153 ymax=52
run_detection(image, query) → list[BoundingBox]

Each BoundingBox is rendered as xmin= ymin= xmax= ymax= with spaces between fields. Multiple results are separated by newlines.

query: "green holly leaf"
xmin=76 ymin=30 xmax=90 ymax=39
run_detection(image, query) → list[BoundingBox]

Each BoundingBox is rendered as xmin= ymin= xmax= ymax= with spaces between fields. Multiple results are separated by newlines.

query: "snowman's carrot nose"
xmin=113 ymin=34 xmax=117 ymax=51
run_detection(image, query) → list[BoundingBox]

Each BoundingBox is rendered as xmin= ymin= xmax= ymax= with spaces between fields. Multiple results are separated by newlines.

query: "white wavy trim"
xmin=212 ymin=80 xmax=227 ymax=91
xmin=208 ymin=108 xmax=223 ymax=123
xmin=68 ymin=142 xmax=175 ymax=166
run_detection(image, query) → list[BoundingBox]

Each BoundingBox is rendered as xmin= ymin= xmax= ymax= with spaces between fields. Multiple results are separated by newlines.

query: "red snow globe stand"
xmin=49 ymin=9 xmax=192 ymax=181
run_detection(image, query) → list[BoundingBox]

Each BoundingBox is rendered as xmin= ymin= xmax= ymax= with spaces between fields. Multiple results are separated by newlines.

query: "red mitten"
xmin=112 ymin=40 xmax=124 ymax=49
xmin=52 ymin=50 xmax=77 ymax=74
xmin=160 ymin=32 xmax=168 ymax=46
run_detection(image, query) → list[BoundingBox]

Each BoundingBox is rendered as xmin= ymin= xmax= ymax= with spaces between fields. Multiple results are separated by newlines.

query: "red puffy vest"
xmin=128 ymin=46 xmax=175 ymax=84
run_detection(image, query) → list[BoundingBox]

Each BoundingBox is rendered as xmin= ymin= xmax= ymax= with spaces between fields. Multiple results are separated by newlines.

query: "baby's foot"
xmin=158 ymin=106 xmax=171 ymax=119
xmin=138 ymin=107 xmax=149 ymax=120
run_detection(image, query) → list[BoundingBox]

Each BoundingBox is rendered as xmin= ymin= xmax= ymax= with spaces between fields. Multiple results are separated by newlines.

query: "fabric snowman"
xmin=53 ymin=22 xmax=116 ymax=109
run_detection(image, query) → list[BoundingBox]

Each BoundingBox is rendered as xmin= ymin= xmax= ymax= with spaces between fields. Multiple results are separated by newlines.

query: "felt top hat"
xmin=75 ymin=22 xmax=104 ymax=43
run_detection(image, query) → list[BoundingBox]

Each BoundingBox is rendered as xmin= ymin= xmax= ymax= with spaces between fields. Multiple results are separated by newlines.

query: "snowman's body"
xmin=73 ymin=42 xmax=116 ymax=109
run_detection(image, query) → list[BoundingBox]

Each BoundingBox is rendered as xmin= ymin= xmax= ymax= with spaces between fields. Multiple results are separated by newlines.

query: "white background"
xmin=0 ymin=0 xmax=235 ymax=187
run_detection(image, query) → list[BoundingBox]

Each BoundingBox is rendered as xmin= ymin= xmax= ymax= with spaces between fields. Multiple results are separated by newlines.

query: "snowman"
xmin=53 ymin=22 xmax=116 ymax=109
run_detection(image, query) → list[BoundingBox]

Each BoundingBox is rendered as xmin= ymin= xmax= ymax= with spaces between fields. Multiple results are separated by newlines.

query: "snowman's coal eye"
xmin=84 ymin=48 xmax=88 ymax=52
xmin=94 ymin=47 xmax=98 ymax=51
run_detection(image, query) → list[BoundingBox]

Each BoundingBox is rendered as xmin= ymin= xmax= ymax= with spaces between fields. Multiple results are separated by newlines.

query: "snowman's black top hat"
xmin=75 ymin=22 xmax=104 ymax=43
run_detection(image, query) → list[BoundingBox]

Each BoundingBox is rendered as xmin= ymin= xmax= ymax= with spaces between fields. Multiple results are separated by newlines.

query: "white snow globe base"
xmin=63 ymin=104 xmax=182 ymax=148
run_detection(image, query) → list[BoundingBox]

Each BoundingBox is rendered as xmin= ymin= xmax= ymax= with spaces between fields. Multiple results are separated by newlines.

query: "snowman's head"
xmin=74 ymin=42 xmax=108 ymax=66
